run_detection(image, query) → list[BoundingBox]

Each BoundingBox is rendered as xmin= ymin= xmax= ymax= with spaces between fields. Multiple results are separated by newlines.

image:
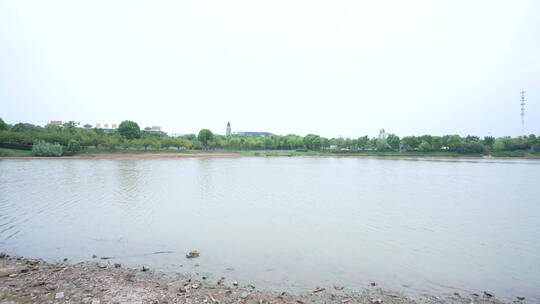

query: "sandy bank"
xmin=0 ymin=254 xmax=513 ymax=304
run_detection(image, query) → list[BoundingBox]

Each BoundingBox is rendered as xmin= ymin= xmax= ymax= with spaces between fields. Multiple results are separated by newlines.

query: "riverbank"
xmin=0 ymin=254 xmax=513 ymax=304
xmin=1 ymin=147 xmax=539 ymax=159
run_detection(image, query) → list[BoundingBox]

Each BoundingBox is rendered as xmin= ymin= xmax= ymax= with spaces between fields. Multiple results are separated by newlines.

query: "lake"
xmin=0 ymin=157 xmax=539 ymax=300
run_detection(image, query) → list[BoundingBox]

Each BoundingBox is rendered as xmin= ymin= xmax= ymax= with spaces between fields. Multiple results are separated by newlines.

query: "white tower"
xmin=520 ymin=90 xmax=526 ymax=136
xmin=226 ymin=122 xmax=231 ymax=136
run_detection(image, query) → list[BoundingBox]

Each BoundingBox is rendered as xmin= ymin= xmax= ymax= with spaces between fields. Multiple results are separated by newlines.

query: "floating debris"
xmin=517 ymin=296 xmax=525 ymax=301
xmin=483 ymin=291 xmax=493 ymax=298
xmin=370 ymin=282 xmax=377 ymax=287
xmin=141 ymin=266 xmax=150 ymax=272
xmin=186 ymin=250 xmax=200 ymax=259
xmin=114 ymin=263 xmax=121 ymax=268
xmin=334 ymin=285 xmax=344 ymax=290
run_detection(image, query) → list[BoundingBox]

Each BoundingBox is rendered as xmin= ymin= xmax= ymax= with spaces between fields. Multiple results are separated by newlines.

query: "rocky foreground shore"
xmin=0 ymin=253 xmax=515 ymax=304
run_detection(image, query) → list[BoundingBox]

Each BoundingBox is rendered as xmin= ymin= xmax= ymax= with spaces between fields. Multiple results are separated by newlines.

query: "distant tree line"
xmin=0 ymin=118 xmax=539 ymax=156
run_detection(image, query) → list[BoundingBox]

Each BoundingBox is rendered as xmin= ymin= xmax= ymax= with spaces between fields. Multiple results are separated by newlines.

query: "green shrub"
xmin=63 ymin=139 xmax=82 ymax=155
xmin=490 ymin=150 xmax=525 ymax=157
xmin=32 ymin=140 xmax=63 ymax=156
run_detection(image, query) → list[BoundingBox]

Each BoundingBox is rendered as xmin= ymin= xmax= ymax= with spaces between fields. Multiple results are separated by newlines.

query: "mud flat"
xmin=0 ymin=254 xmax=514 ymax=304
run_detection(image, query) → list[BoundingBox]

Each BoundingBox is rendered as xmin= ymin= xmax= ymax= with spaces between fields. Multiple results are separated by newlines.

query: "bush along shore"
xmin=0 ymin=118 xmax=539 ymax=158
xmin=0 ymin=253 xmax=524 ymax=304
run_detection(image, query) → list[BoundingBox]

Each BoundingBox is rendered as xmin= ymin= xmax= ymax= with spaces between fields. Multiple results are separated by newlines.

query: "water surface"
xmin=1 ymin=157 xmax=539 ymax=300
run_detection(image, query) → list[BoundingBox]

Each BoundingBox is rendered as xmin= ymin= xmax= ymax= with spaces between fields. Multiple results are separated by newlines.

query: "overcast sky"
xmin=1 ymin=1 xmax=539 ymax=138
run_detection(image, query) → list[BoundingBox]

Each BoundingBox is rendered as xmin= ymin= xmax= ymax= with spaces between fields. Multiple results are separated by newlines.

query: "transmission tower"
xmin=520 ymin=90 xmax=526 ymax=136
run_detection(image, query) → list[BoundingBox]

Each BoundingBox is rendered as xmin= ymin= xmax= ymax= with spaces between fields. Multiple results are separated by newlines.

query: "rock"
xmin=0 ymin=266 xmax=19 ymax=277
xmin=296 ymin=300 xmax=305 ymax=304
xmin=217 ymin=277 xmax=225 ymax=285
xmin=342 ymin=299 xmax=351 ymax=303
xmin=191 ymin=283 xmax=200 ymax=289
xmin=63 ymin=258 xmax=68 ymax=262
xmin=92 ymin=255 xmax=97 ymax=258
xmin=240 ymin=292 xmax=249 ymax=299
xmin=114 ymin=263 xmax=121 ymax=268
xmin=19 ymin=267 xmax=29 ymax=273
xmin=100 ymin=256 xmax=113 ymax=260
xmin=142 ymin=265 xmax=150 ymax=272
xmin=483 ymin=291 xmax=493 ymax=298
xmin=97 ymin=264 xmax=107 ymax=269
xmin=179 ymin=287 xmax=186 ymax=293
xmin=55 ymin=292 xmax=65 ymax=299
xmin=91 ymin=300 xmax=100 ymax=304
xmin=517 ymin=296 xmax=525 ymax=301
xmin=472 ymin=293 xmax=480 ymax=297
xmin=233 ymin=281 xmax=239 ymax=287
xmin=313 ymin=287 xmax=325 ymax=293
xmin=370 ymin=282 xmax=377 ymax=287
xmin=186 ymin=250 xmax=200 ymax=259
xmin=334 ymin=285 xmax=344 ymax=290
xmin=0 ymin=252 xmax=7 ymax=258
xmin=370 ymin=299 xmax=382 ymax=304
xmin=26 ymin=259 xmax=39 ymax=265
xmin=202 ymin=276 xmax=207 ymax=280
xmin=28 ymin=281 xmax=45 ymax=287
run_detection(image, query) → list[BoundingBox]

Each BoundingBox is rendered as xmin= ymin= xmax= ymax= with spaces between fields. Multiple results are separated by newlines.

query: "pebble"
xmin=97 ymin=264 xmax=107 ymax=269
xmin=91 ymin=299 xmax=100 ymax=304
xmin=517 ymin=296 xmax=525 ymax=301
xmin=142 ymin=266 xmax=150 ymax=272
xmin=484 ymin=291 xmax=493 ymax=298
xmin=240 ymin=291 xmax=249 ymax=299
xmin=370 ymin=299 xmax=382 ymax=304
xmin=370 ymin=282 xmax=377 ymax=287
xmin=334 ymin=285 xmax=344 ymax=290
xmin=0 ymin=252 xmax=6 ymax=259
xmin=191 ymin=283 xmax=200 ymax=289
xmin=114 ymin=263 xmax=121 ymax=268
xmin=232 ymin=281 xmax=239 ymax=287
xmin=55 ymin=292 xmax=65 ymax=299
xmin=313 ymin=287 xmax=325 ymax=293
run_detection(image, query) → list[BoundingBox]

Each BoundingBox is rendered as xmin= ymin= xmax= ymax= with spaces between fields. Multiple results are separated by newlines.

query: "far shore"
xmin=1 ymin=150 xmax=539 ymax=160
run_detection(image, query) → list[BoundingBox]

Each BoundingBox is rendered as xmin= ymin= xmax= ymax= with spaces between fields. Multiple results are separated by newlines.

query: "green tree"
xmin=197 ymin=129 xmax=214 ymax=149
xmin=418 ymin=141 xmax=432 ymax=151
xmin=0 ymin=118 xmax=8 ymax=131
xmin=118 ymin=120 xmax=141 ymax=140
xmin=401 ymin=136 xmax=420 ymax=150
xmin=493 ymin=137 xmax=516 ymax=151
xmin=303 ymin=134 xmax=322 ymax=150
xmin=387 ymin=134 xmax=400 ymax=150
xmin=104 ymin=135 xmax=122 ymax=151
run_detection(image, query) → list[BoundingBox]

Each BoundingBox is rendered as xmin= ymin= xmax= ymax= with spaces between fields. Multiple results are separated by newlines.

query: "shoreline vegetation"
xmin=0 ymin=254 xmax=513 ymax=304
xmin=0 ymin=118 xmax=539 ymax=159
xmin=1 ymin=147 xmax=539 ymax=159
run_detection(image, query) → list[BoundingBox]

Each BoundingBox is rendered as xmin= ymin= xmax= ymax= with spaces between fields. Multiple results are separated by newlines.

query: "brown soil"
xmin=0 ymin=254 xmax=511 ymax=304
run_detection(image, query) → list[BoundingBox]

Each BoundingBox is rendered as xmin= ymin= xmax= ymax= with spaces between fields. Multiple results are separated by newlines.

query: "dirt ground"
xmin=0 ymin=254 xmax=513 ymax=304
